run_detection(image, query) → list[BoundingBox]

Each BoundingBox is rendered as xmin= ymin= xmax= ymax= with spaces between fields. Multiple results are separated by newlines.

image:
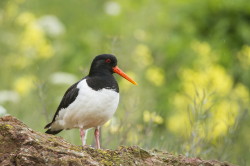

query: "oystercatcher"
xmin=44 ymin=54 xmax=137 ymax=149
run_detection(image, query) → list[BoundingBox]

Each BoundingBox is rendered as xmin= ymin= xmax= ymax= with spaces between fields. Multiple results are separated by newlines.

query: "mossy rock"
xmin=0 ymin=116 xmax=236 ymax=166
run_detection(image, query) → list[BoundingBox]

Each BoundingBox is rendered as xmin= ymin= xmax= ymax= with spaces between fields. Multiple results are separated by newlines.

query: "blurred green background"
xmin=1 ymin=0 xmax=250 ymax=165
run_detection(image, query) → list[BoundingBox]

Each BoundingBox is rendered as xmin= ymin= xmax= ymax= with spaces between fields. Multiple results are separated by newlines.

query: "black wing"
xmin=44 ymin=80 xmax=81 ymax=129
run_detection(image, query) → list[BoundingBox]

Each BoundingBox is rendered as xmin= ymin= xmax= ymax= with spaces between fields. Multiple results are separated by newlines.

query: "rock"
xmin=0 ymin=116 xmax=236 ymax=166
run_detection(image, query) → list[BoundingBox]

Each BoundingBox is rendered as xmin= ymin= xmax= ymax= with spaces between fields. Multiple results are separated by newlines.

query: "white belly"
xmin=52 ymin=79 xmax=119 ymax=130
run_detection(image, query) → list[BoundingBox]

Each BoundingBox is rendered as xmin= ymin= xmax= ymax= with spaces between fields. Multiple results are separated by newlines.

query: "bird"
xmin=44 ymin=54 xmax=137 ymax=149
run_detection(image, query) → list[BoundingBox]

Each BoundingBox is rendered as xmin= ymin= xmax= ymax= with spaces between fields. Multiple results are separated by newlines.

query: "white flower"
xmin=104 ymin=2 xmax=121 ymax=16
xmin=0 ymin=90 xmax=20 ymax=103
xmin=50 ymin=72 xmax=78 ymax=85
xmin=0 ymin=105 xmax=7 ymax=116
xmin=37 ymin=15 xmax=65 ymax=37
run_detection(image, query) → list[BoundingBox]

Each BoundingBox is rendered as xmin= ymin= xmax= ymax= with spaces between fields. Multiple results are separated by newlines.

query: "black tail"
xmin=44 ymin=122 xmax=52 ymax=129
xmin=45 ymin=128 xmax=63 ymax=135
xmin=44 ymin=122 xmax=63 ymax=135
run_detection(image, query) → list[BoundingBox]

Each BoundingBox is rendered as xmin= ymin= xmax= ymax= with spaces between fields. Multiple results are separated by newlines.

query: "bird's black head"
xmin=88 ymin=54 xmax=137 ymax=85
xmin=89 ymin=54 xmax=117 ymax=76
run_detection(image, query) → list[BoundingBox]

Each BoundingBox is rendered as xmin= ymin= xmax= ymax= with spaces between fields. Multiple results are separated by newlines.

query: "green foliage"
xmin=0 ymin=0 xmax=249 ymax=165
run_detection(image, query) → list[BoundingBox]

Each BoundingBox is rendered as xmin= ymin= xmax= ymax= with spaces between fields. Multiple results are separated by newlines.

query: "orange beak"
xmin=113 ymin=66 xmax=137 ymax=85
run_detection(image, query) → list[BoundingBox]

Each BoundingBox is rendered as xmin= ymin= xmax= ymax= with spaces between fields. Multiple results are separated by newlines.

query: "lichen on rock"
xmin=0 ymin=116 xmax=236 ymax=166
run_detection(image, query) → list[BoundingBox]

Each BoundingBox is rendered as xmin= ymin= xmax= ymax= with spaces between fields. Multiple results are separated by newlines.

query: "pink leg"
xmin=80 ymin=128 xmax=86 ymax=147
xmin=94 ymin=127 xmax=100 ymax=149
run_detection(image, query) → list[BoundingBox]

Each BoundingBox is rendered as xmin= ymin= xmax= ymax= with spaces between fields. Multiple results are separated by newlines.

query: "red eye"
xmin=105 ymin=59 xmax=111 ymax=63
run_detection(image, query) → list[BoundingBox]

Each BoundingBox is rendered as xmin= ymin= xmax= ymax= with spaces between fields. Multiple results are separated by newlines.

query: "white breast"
xmin=51 ymin=79 xmax=119 ymax=130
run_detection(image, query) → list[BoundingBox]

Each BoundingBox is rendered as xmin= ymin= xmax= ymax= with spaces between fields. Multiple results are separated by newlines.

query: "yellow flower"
xmin=167 ymin=113 xmax=191 ymax=137
xmin=223 ymin=101 xmax=239 ymax=125
xmin=143 ymin=110 xmax=164 ymax=124
xmin=172 ymin=93 xmax=190 ymax=110
xmin=127 ymin=129 xmax=139 ymax=144
xmin=209 ymin=65 xmax=233 ymax=95
xmin=154 ymin=115 xmax=164 ymax=124
xmin=133 ymin=44 xmax=153 ymax=67
xmin=143 ymin=110 xmax=151 ymax=123
xmin=181 ymin=65 xmax=233 ymax=98
xmin=13 ymin=75 xmax=36 ymax=95
xmin=211 ymin=122 xmax=227 ymax=140
xmin=210 ymin=101 xmax=239 ymax=139
xmin=146 ymin=66 xmax=165 ymax=86
xmin=192 ymin=41 xmax=211 ymax=57
xmin=238 ymin=45 xmax=250 ymax=69
xmin=110 ymin=125 xmax=119 ymax=134
xmin=191 ymin=41 xmax=217 ymax=68
xmin=169 ymin=40 xmax=247 ymax=141
xmin=17 ymin=12 xmax=54 ymax=59
xmin=232 ymin=83 xmax=250 ymax=104
xmin=17 ymin=12 xmax=36 ymax=26
xmin=5 ymin=0 xmax=24 ymax=19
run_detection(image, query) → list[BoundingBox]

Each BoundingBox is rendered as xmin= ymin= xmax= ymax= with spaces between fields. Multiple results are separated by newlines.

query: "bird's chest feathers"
xmin=77 ymin=80 xmax=119 ymax=113
xmin=60 ymin=80 xmax=119 ymax=129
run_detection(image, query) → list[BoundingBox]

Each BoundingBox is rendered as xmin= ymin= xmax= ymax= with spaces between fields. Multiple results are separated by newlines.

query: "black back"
xmin=44 ymin=81 xmax=80 ymax=129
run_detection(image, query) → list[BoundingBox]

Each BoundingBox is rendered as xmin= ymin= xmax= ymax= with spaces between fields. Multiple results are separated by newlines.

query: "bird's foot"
xmin=81 ymin=144 xmax=93 ymax=150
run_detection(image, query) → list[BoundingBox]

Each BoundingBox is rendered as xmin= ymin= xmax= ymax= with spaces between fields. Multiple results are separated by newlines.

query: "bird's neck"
xmin=88 ymin=67 xmax=112 ymax=77
xmin=86 ymin=74 xmax=119 ymax=92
